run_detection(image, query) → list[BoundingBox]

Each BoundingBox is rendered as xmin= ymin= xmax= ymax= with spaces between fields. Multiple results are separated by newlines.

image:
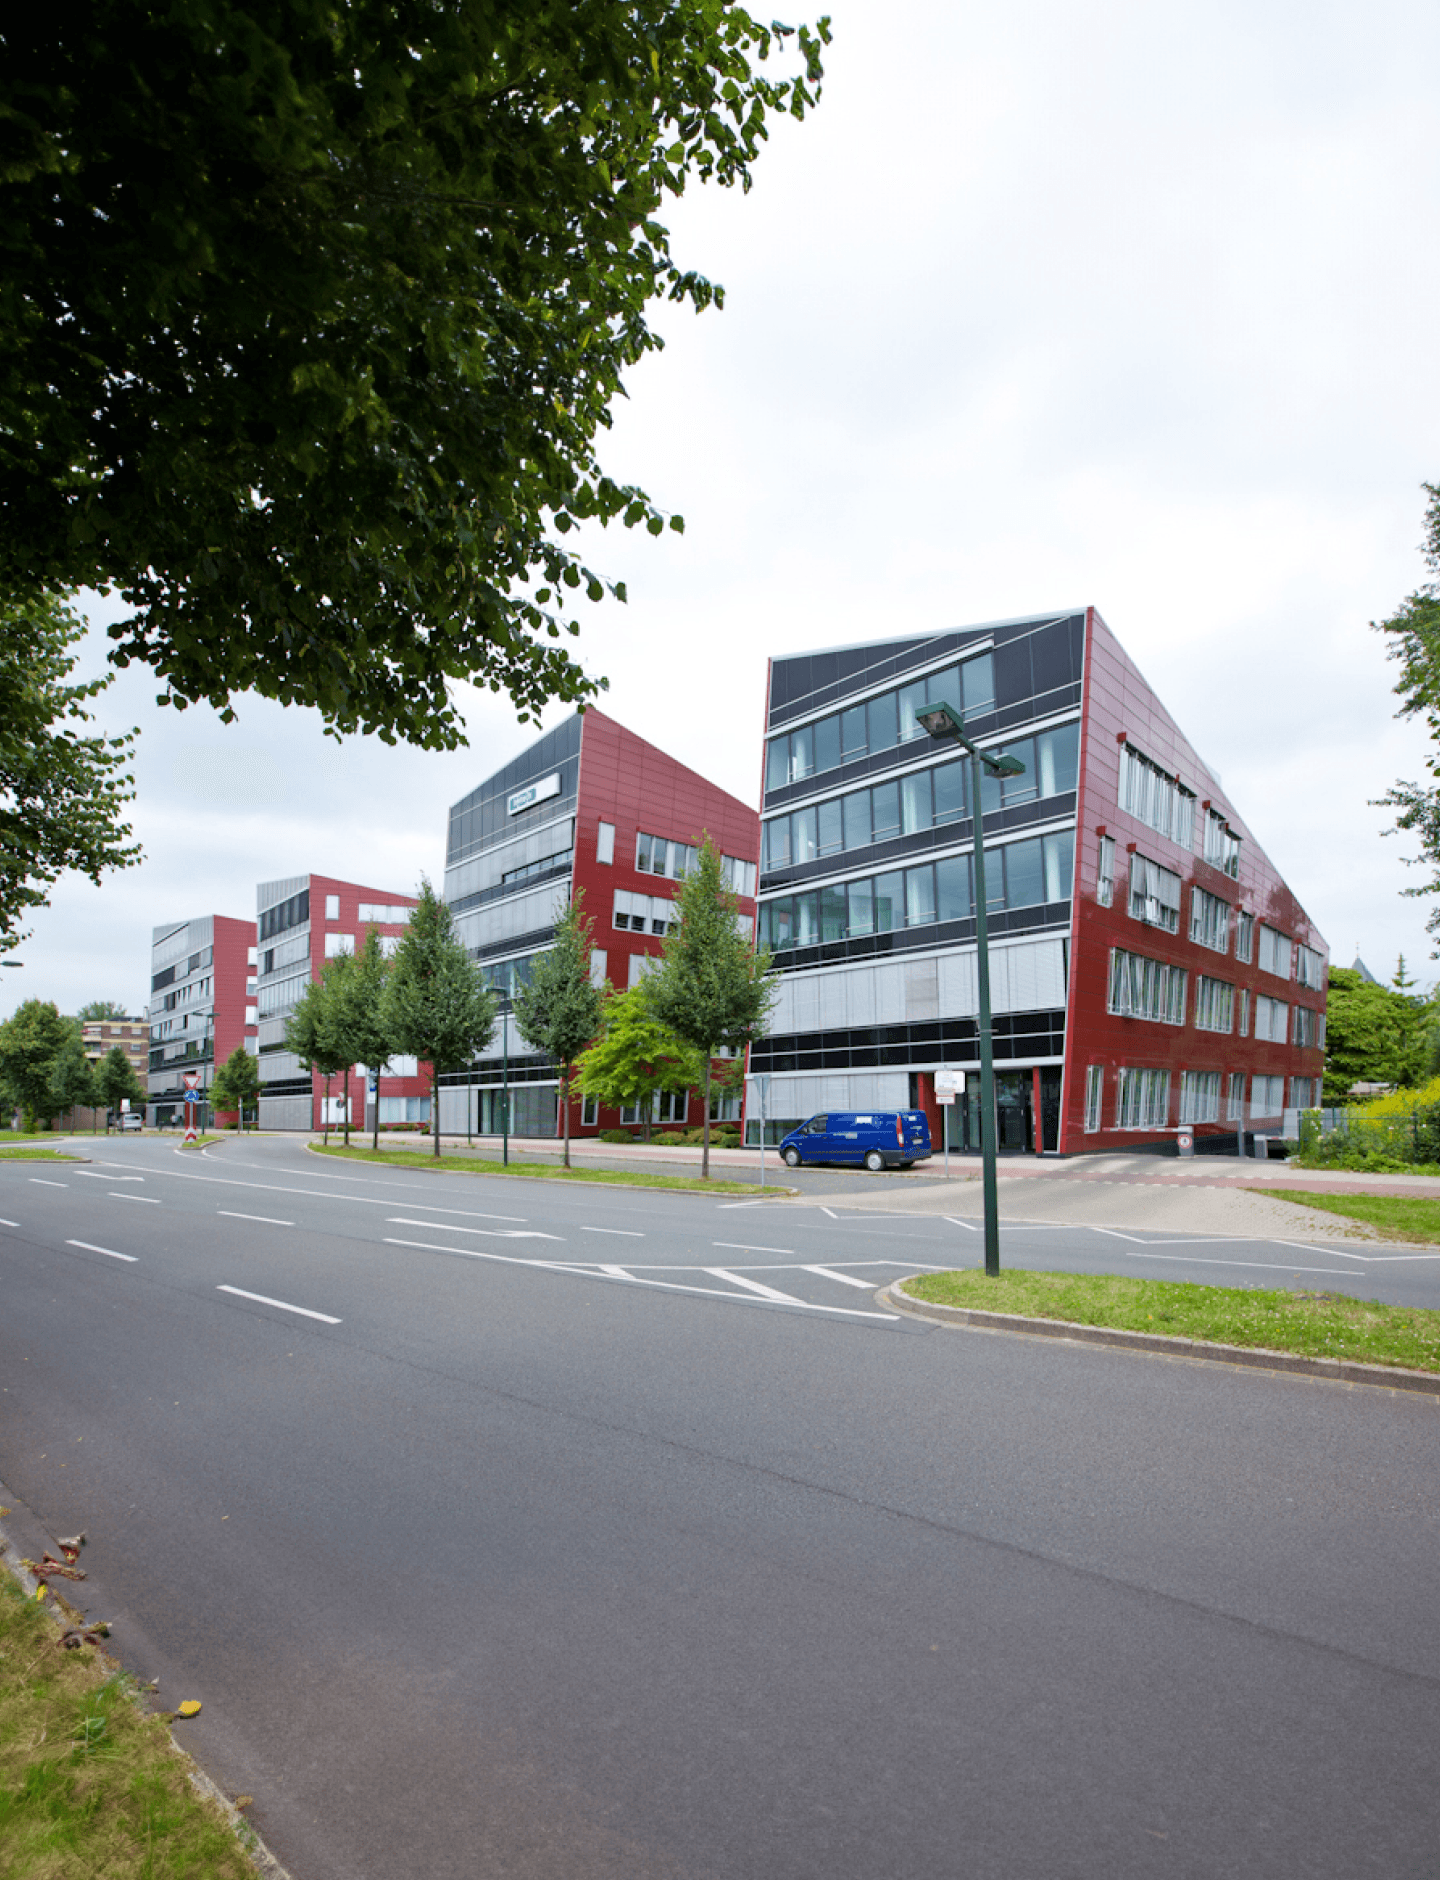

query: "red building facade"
xmin=146 ymin=913 xmax=257 ymax=1125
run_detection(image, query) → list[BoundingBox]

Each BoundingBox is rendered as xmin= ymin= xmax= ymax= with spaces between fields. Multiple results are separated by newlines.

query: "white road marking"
xmin=29 ymin=1179 xmax=67 ymax=1188
xmin=1267 ymin=1242 xmax=1440 ymax=1263
xmin=96 ymin=1163 xmax=527 ymax=1220
xmin=77 ymin=1170 xmax=143 ymax=1181
xmin=716 ymin=1200 xmax=769 ymax=1209
xmin=945 ymin=1217 xmax=980 ymax=1231
xmin=1124 ymin=1249 xmax=1374 ymax=1278
xmin=218 ymin=1211 xmax=295 ymax=1227
xmin=0 ymin=1217 xmax=18 ymax=1227
xmin=386 ymin=1217 xmax=563 ymax=1240
xmin=705 ymin=1267 xmax=809 ymax=1305
xmin=598 ymin=1264 xmax=637 ymax=1279
xmin=217 ymin=1285 xmax=340 ymax=1324
xmin=712 ymin=1241 xmax=796 ymax=1255
xmin=385 ymin=1236 xmax=490 ymax=1261
xmin=1091 ymin=1226 xmax=1148 ymax=1242
xmin=802 ymin=1264 xmax=880 ymax=1289
xmin=582 ymin=1226 xmax=645 ymax=1237
xmin=820 ymin=1207 xmax=839 ymax=1219
xmin=108 ymin=1193 xmax=160 ymax=1204
xmin=66 ymin=1239 xmax=137 ymax=1262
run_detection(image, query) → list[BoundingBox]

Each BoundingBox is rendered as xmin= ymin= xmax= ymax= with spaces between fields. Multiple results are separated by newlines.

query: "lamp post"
xmin=916 ymin=701 xmax=1026 ymax=1278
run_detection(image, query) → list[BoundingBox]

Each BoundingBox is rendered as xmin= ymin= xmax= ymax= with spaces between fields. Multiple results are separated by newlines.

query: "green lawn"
xmin=1258 ymin=1188 xmax=1440 ymax=1246
xmin=0 ymin=1146 xmax=80 ymax=1162
xmin=311 ymin=1142 xmax=775 ymax=1194
xmin=0 ymin=1571 xmax=256 ymax=1878
xmin=901 ymin=1268 xmax=1440 ymax=1373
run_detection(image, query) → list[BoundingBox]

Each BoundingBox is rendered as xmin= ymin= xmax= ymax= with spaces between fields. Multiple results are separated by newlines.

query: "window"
xmin=324 ymin=933 xmax=353 ymax=958
xmin=1128 ymin=853 xmax=1182 ymax=932
xmin=614 ymin=889 xmax=674 ymax=934
xmin=1292 ymin=1005 xmax=1317 ymax=1049
xmin=1119 ymin=743 xmax=1193 ymax=846
xmin=357 ymin=903 xmax=413 ymax=925
xmin=1179 ymin=1071 xmax=1221 ymax=1125
xmin=1258 ymin=925 xmax=1292 ymax=978
xmin=709 ymin=1089 xmax=743 ymax=1122
xmin=763 ymin=654 xmax=997 ymax=793
xmin=1290 ymin=1077 xmax=1318 ymax=1109
xmin=589 ymin=949 xmax=607 ymax=988
xmin=1202 ymin=809 xmax=1241 ymax=878
xmin=627 ymin=953 xmax=659 ymax=988
xmin=581 ymin=1095 xmax=599 ymax=1127
xmin=596 ymin=821 xmax=615 ymax=865
xmin=1190 ymin=887 xmax=1231 ymax=954
xmin=1097 ymin=835 xmax=1115 ymax=908
xmin=720 ymin=855 xmax=758 ymax=898
xmin=1115 ymin=1068 xmax=1171 ymax=1130
xmin=1251 ymin=1074 xmax=1285 ymax=1116
xmin=325 ymin=894 xmax=340 ymax=920
xmin=1254 ymin=995 xmax=1289 ymax=1043
xmin=1238 ymin=988 xmax=1251 ymax=1037
xmin=1108 ymin=949 xmax=1187 ymax=1024
xmin=501 ymin=848 xmax=572 ymax=887
xmin=1235 ymin=912 xmax=1255 ymax=963
xmin=1295 ymin=944 xmax=1324 ymax=989
xmin=636 ymin=832 xmax=698 ymax=879
xmin=1084 ymin=1066 xmax=1104 ymax=1132
xmin=1194 ymin=975 xmax=1235 ymax=1033
xmin=1225 ymin=1072 xmax=1245 ymax=1122
xmin=621 ymin=1091 xmax=688 ymax=1125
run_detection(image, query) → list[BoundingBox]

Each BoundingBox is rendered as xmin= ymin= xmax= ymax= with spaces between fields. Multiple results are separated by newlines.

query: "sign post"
xmin=182 ymin=1071 xmax=200 ymax=1144
xmin=753 ymin=1073 xmax=770 ymax=1191
xmin=934 ymin=1070 xmax=966 ymax=1182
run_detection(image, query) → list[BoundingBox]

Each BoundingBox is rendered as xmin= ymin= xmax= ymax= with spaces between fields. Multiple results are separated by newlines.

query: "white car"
xmin=117 ymin=1113 xmax=143 ymax=1131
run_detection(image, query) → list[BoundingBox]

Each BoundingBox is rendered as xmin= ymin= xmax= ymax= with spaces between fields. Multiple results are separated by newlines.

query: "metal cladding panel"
xmin=1060 ymin=608 xmax=1328 ymax=1151
xmin=210 ymin=913 xmax=257 ymax=1070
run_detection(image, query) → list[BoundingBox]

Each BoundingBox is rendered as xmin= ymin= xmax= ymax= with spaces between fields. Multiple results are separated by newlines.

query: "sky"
xmin=9 ymin=0 xmax=1440 ymax=1022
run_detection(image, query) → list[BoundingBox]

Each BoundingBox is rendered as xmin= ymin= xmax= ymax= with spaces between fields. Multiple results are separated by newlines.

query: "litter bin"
xmin=1177 ymin=1129 xmax=1194 ymax=1158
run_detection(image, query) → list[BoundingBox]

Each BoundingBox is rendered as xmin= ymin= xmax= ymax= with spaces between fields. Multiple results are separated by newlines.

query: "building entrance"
xmin=942 ymin=1066 xmax=1062 ymax=1154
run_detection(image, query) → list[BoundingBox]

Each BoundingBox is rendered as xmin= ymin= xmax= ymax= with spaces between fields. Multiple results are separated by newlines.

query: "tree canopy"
xmin=2 ymin=3 xmax=829 ymax=748
xmin=285 ymin=962 xmax=356 ymax=1139
xmin=1374 ymin=482 xmax=1440 ymax=945
xmin=1323 ymin=964 xmax=1433 ymax=1103
xmin=210 ymin=1044 xmax=261 ymax=1127
xmin=574 ymin=980 xmax=703 ymax=1141
xmin=95 ymin=1042 xmax=147 ymax=1118
xmin=77 ymin=999 xmax=132 ymax=1022
xmin=0 ymin=999 xmax=74 ymax=1127
xmin=382 ymin=882 xmax=496 ymax=1155
xmin=513 ymin=892 xmax=604 ymax=1165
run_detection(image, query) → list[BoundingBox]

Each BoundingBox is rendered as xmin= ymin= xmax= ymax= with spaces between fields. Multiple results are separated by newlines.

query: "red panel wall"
xmin=304 ymin=876 xmax=426 ymax=1131
xmin=211 ymin=913 xmax=257 ymax=1071
xmin=1061 ymin=609 xmax=1328 ymax=1152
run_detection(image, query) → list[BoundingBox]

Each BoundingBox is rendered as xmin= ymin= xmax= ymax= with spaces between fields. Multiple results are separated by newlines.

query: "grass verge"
xmin=311 ymin=1142 xmax=775 ymax=1194
xmin=0 ymin=1146 xmax=81 ymax=1162
xmin=1258 ymin=1189 xmax=1440 ymax=1246
xmin=900 ymin=1268 xmax=1440 ymax=1373
xmin=0 ymin=1572 xmax=256 ymax=1878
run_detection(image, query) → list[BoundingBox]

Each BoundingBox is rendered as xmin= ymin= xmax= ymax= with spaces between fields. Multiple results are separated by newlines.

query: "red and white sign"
xmin=182 ymin=1071 xmax=200 ymax=1091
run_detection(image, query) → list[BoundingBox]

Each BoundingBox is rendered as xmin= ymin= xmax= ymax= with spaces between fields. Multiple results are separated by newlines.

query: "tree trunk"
xmin=433 ymin=1067 xmax=441 ymax=1157
xmin=372 ymin=1067 xmax=381 ymax=1152
xmin=343 ymin=1067 xmax=352 ymax=1145
xmin=323 ymin=1072 xmax=331 ymax=1144
xmin=701 ymin=1057 xmax=712 ymax=1180
xmin=561 ymin=1066 xmax=571 ymax=1168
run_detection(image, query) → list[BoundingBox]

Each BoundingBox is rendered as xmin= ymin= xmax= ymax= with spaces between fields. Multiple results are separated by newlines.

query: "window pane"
xmin=898 ymin=678 xmax=930 ymax=743
xmin=1043 ymin=830 xmax=1075 ymax=903
xmin=794 ymin=891 xmax=818 ymax=946
xmin=962 ymin=652 xmax=996 ymax=715
xmin=901 ymin=769 xmax=933 ymax=834
xmin=848 ymin=878 xmax=875 ymax=937
xmin=873 ymin=871 xmax=903 ymax=932
xmin=980 ymin=762 xmax=1004 ymax=819
xmin=936 ymin=854 xmax=971 ymax=921
xmin=933 ymin=759 xmax=966 ymax=824
xmin=771 ymin=897 xmax=795 ymax=948
xmin=793 ymin=805 xmax=817 ymax=864
xmin=905 ymin=864 xmax=937 ymax=927
xmin=1004 ymin=838 xmax=1044 ymax=908
xmin=820 ymin=883 xmax=847 ymax=942
xmin=1001 ymin=738 xmax=1036 ymax=806
xmin=928 ymin=664 xmax=963 ymax=718
xmin=817 ymin=798 xmax=844 ymax=857
xmin=766 ymin=737 xmax=789 ymax=793
xmin=813 ymin=714 xmax=841 ymax=775
xmin=756 ymin=903 xmax=772 ymax=949
xmin=766 ymin=817 xmax=791 ymax=869
xmin=1037 ymin=722 xmax=1079 ymax=797
xmin=840 ymin=704 xmax=867 ymax=759
xmin=842 ymin=790 xmax=871 ymax=850
xmin=871 ymin=780 xmax=901 ymax=842
xmin=868 ymin=690 xmax=898 ymax=753
xmin=790 ymin=722 xmax=814 ymax=781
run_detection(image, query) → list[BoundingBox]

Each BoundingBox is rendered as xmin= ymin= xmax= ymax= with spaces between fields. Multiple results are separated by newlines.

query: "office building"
xmin=146 ymin=914 xmax=256 ymax=1125
xmin=748 ymin=608 xmax=1327 ymax=1154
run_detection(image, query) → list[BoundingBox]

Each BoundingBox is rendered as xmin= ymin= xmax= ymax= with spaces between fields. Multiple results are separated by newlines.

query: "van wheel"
xmin=864 ymin=1150 xmax=885 ymax=1172
xmin=782 ymin=1146 xmax=801 ymax=1168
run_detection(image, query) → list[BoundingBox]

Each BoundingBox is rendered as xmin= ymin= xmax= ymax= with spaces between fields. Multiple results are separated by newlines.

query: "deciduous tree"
xmin=95 ymin=1042 xmax=147 ymax=1124
xmin=286 ymin=959 xmax=358 ymax=1142
xmin=513 ymin=894 xmax=605 ymax=1167
xmin=1323 ymin=966 xmax=1429 ymax=1102
xmin=382 ymin=883 xmax=496 ymax=1157
xmin=77 ymin=999 xmax=130 ymax=1022
xmin=574 ymin=982 xmax=703 ymax=1142
xmin=210 ymin=1045 xmax=262 ymax=1130
xmin=49 ymin=1034 xmax=97 ymax=1129
xmin=0 ymin=999 xmax=73 ymax=1128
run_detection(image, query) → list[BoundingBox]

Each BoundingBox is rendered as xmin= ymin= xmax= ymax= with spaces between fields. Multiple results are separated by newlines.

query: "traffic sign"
xmin=183 ymin=1090 xmax=202 ymax=1105
xmin=182 ymin=1071 xmax=200 ymax=1090
xmin=935 ymin=1069 xmax=966 ymax=1096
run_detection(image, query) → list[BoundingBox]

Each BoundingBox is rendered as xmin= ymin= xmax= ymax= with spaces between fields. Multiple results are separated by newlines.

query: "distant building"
xmin=439 ymin=709 xmax=759 ymax=1137
xmin=82 ymin=1017 xmax=149 ymax=1082
xmin=146 ymin=915 xmax=256 ymax=1125
xmin=749 ymin=608 xmax=1327 ymax=1153
xmin=254 ymin=875 xmax=428 ymax=1132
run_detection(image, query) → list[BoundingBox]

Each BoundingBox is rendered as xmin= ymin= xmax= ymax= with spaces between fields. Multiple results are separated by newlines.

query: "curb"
xmin=878 ymin=1282 xmax=1440 ymax=1397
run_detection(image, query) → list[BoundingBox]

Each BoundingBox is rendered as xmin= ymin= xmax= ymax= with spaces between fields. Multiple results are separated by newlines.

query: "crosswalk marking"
xmin=802 ymin=1264 xmax=879 ymax=1290
xmin=705 ymin=1267 xmax=809 ymax=1306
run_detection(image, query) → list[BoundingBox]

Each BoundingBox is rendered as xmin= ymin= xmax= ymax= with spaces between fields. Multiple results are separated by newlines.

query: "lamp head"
xmin=917 ymin=701 xmax=965 ymax=743
xmin=988 ymin=753 xmax=1027 ymax=778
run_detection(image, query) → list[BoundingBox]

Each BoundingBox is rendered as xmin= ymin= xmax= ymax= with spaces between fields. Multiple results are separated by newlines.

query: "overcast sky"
xmin=11 ymin=0 xmax=1440 ymax=1022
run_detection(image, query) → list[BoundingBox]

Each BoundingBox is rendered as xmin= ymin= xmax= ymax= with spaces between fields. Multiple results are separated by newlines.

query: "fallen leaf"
xmin=234 ymin=1796 xmax=254 ymax=1810
xmin=175 ymin=1700 xmax=202 ymax=1718
xmin=34 ymin=1584 xmax=47 ymax=1601
xmin=0 ymin=1504 xmax=11 ymax=1516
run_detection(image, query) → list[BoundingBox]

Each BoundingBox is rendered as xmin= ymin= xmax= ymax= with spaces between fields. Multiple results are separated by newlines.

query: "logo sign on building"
xmin=507 ymin=772 xmax=562 ymax=817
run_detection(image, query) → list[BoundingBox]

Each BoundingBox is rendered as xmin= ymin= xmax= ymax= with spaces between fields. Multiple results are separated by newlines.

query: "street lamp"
xmin=917 ymin=700 xmax=1025 ymax=1278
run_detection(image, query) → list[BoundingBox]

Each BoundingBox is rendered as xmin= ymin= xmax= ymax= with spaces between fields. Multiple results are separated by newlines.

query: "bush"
xmin=597 ymin=1128 xmax=634 ymax=1143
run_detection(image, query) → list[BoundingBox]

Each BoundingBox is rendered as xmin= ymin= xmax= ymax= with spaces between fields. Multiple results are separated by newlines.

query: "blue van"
xmin=779 ymin=1111 xmax=932 ymax=1172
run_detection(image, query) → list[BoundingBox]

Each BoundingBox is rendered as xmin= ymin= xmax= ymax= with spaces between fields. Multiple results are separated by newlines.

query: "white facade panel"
xmin=454 ymin=881 xmax=567 ymax=953
xmin=444 ymin=815 xmax=575 ymax=905
xmin=747 ymin=1071 xmax=910 ymax=1118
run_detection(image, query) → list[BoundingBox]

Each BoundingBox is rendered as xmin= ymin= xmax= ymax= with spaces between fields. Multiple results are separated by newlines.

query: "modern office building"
xmin=439 ymin=708 xmax=759 ymax=1137
xmin=146 ymin=914 xmax=256 ymax=1125
xmin=254 ymin=875 xmax=427 ymax=1131
xmin=747 ymin=608 xmax=1327 ymax=1154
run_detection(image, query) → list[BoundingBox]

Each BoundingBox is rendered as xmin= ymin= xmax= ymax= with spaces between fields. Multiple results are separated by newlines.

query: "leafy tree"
xmin=3 ymin=5 xmax=829 ymax=749
xmin=77 ymin=999 xmax=130 ymax=1022
xmin=95 ymin=1042 xmax=147 ymax=1124
xmin=0 ymin=590 xmax=139 ymax=951
xmin=513 ymin=894 xmax=605 ymax=1167
xmin=286 ymin=958 xmax=358 ymax=1142
xmin=1323 ymin=967 xmax=1430 ymax=1102
xmin=340 ymin=931 xmax=402 ymax=1151
xmin=1373 ymin=482 xmax=1440 ymax=945
xmin=574 ymin=982 xmax=704 ymax=1143
xmin=50 ymin=1033 xmax=98 ymax=1129
xmin=646 ymin=839 xmax=776 ymax=1178
xmin=210 ymin=1045 xmax=262 ymax=1130
xmin=0 ymin=999 xmax=73 ymax=1128
xmin=382 ymin=883 xmax=496 ymax=1157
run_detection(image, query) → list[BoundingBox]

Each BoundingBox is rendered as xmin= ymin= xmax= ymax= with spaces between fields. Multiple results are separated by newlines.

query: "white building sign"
xmin=507 ymin=772 xmax=562 ymax=817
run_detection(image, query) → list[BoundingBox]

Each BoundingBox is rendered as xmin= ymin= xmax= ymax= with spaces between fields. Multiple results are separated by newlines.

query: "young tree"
xmin=513 ymin=894 xmax=605 ymax=1168
xmin=340 ymin=931 xmax=401 ymax=1152
xmin=3 ymin=8 xmax=828 ymax=749
xmin=1323 ymin=967 xmax=1430 ymax=1102
xmin=49 ymin=1034 xmax=98 ymax=1130
xmin=381 ymin=883 xmax=496 ymax=1157
xmin=95 ymin=1042 xmax=147 ymax=1126
xmin=210 ymin=1046 xmax=262 ymax=1131
xmin=573 ymin=983 xmax=704 ymax=1143
xmin=647 ymin=839 xmax=777 ymax=1178
xmin=0 ymin=999 xmax=72 ymax=1129
xmin=77 ymin=999 xmax=129 ymax=1021
xmin=286 ymin=958 xmax=357 ymax=1143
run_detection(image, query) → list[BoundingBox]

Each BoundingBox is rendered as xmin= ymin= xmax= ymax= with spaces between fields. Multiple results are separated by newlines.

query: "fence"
xmin=1296 ymin=1105 xmax=1440 ymax=1167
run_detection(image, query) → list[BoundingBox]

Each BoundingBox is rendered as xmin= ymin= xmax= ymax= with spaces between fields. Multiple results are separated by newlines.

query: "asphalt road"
xmin=3 ymin=1136 xmax=1438 ymax=1878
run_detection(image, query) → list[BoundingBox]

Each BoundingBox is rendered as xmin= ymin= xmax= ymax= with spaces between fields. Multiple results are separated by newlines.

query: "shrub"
xmin=598 ymin=1128 xmax=633 ymax=1143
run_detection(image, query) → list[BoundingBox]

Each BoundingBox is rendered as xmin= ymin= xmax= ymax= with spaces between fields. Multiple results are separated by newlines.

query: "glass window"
xmin=766 ymin=818 xmax=791 ymax=870
xmin=898 ymin=678 xmax=931 ymax=743
xmin=1084 ymin=1066 xmax=1104 ymax=1132
xmin=1043 ymin=830 xmax=1075 ymax=903
xmin=820 ymin=883 xmax=847 ymax=943
xmin=770 ymin=897 xmax=795 ymax=949
xmin=1036 ymin=722 xmax=1079 ymax=797
xmin=868 ymin=690 xmax=898 ymax=754
xmin=927 ymin=664 xmax=963 ymax=719
xmin=1000 ymin=738 xmax=1037 ymax=806
xmin=840 ymin=704 xmax=868 ymax=761
xmin=596 ymin=821 xmax=615 ymax=865
xmin=813 ymin=714 xmax=841 ymax=774
xmin=1004 ymin=838 xmax=1045 ymax=908
xmin=789 ymin=722 xmax=814 ymax=783
xmin=1097 ymin=834 xmax=1115 ymax=907
xmin=905 ymin=864 xmax=937 ymax=927
xmin=936 ymin=854 xmax=971 ymax=921
xmin=871 ymin=780 xmax=901 ymax=843
xmin=847 ymin=878 xmax=875 ymax=937
xmin=962 ymin=652 xmax=996 ymax=716
xmin=324 ymin=894 xmax=340 ymax=920
xmin=817 ymin=799 xmax=844 ymax=857
xmin=766 ymin=737 xmax=789 ymax=793
xmin=980 ymin=761 xmax=1004 ymax=820
xmin=842 ymin=790 xmax=872 ymax=851
xmin=793 ymin=805 xmax=818 ymax=864
xmin=933 ymin=759 xmax=966 ymax=824
xmin=873 ymin=872 xmax=904 ymax=932
xmin=793 ymin=891 xmax=818 ymax=946
xmin=901 ymin=769 xmax=932 ymax=835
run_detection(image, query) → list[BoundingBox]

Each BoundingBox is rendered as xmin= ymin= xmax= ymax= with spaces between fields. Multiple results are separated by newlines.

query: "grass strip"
xmin=1258 ymin=1188 xmax=1440 ymax=1246
xmin=0 ymin=1573 xmax=256 ymax=1878
xmin=0 ymin=1146 xmax=80 ymax=1162
xmin=311 ymin=1142 xmax=771 ymax=1194
xmin=901 ymin=1268 xmax=1440 ymax=1373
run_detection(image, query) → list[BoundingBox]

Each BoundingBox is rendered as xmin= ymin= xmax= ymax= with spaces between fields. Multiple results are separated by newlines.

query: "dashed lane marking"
xmin=386 ymin=1217 xmax=563 ymax=1240
xmin=217 ymin=1285 xmax=340 ymax=1324
xmin=218 ymin=1211 xmax=296 ymax=1226
xmin=29 ymin=1179 xmax=67 ymax=1188
xmin=66 ymin=1239 xmax=137 ymax=1262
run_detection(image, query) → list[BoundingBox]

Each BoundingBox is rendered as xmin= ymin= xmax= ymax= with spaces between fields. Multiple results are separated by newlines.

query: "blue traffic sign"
xmin=183 ymin=1090 xmax=202 ymax=1105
